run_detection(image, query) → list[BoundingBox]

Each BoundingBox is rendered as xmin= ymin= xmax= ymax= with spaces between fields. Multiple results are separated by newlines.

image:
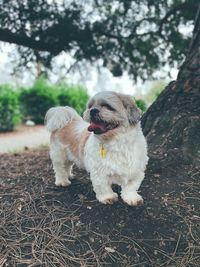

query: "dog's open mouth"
xmin=88 ymin=121 xmax=118 ymax=134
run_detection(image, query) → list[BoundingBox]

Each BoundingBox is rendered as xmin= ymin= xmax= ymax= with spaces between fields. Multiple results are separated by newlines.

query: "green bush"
xmin=57 ymin=84 xmax=89 ymax=115
xmin=20 ymin=78 xmax=58 ymax=124
xmin=135 ymin=99 xmax=147 ymax=112
xmin=0 ymin=85 xmax=21 ymax=131
xmin=19 ymin=79 xmax=89 ymax=123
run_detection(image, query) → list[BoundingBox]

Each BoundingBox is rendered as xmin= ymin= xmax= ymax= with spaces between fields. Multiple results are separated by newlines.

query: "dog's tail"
xmin=45 ymin=106 xmax=82 ymax=132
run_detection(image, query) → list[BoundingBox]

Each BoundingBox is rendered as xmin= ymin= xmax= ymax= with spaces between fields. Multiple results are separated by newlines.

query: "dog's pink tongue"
xmin=88 ymin=123 xmax=106 ymax=133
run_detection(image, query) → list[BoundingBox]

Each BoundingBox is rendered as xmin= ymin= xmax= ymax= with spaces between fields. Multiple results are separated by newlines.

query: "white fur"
xmin=45 ymin=100 xmax=148 ymax=206
xmin=84 ymin=123 xmax=148 ymax=204
xmin=45 ymin=106 xmax=81 ymax=132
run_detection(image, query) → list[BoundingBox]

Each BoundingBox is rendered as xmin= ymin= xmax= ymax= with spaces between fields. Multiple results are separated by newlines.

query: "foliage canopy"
xmin=0 ymin=0 xmax=198 ymax=80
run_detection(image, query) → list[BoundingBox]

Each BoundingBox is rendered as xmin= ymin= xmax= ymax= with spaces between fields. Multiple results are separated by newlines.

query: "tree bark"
xmin=142 ymin=6 xmax=200 ymax=169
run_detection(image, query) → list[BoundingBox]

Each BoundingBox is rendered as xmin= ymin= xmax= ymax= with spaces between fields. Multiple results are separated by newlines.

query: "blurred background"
xmin=0 ymin=0 xmax=197 ymax=151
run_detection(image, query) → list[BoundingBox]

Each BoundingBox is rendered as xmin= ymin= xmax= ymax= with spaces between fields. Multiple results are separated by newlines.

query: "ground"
xmin=0 ymin=149 xmax=199 ymax=267
xmin=0 ymin=125 xmax=49 ymax=153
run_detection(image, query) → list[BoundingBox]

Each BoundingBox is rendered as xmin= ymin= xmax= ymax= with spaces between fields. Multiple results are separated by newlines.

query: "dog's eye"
xmin=88 ymin=103 xmax=93 ymax=109
xmin=102 ymin=104 xmax=115 ymax=111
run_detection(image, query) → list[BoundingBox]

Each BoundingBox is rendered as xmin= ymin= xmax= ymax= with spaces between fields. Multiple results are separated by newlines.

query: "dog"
xmin=45 ymin=91 xmax=148 ymax=205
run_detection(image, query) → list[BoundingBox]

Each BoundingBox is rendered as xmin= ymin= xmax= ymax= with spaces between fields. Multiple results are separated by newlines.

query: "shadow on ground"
xmin=0 ymin=149 xmax=199 ymax=266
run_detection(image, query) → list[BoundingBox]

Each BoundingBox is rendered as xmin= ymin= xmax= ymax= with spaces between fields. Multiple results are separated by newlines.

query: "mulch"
xmin=0 ymin=149 xmax=199 ymax=267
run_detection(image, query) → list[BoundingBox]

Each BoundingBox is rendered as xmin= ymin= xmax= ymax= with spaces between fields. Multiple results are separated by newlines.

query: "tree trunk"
xmin=142 ymin=6 xmax=200 ymax=170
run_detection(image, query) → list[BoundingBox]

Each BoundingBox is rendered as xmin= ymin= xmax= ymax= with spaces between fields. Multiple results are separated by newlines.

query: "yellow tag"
xmin=100 ymin=144 xmax=107 ymax=159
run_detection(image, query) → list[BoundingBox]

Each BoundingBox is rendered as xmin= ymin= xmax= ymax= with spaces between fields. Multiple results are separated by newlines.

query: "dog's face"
xmin=84 ymin=91 xmax=141 ymax=137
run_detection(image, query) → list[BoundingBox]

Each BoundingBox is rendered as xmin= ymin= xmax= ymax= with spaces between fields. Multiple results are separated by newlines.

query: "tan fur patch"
xmin=57 ymin=122 xmax=80 ymax=157
xmin=56 ymin=121 xmax=90 ymax=159
xmin=79 ymin=129 xmax=90 ymax=156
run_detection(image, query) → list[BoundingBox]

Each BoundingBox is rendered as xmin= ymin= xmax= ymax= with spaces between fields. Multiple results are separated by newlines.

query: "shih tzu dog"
xmin=45 ymin=91 xmax=148 ymax=206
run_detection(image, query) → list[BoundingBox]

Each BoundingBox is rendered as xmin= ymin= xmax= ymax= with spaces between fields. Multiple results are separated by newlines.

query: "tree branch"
xmin=0 ymin=28 xmax=61 ymax=55
xmin=158 ymin=2 xmax=192 ymax=35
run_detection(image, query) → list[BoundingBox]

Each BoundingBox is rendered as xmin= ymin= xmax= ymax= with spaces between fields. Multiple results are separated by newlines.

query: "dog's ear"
xmin=117 ymin=93 xmax=141 ymax=125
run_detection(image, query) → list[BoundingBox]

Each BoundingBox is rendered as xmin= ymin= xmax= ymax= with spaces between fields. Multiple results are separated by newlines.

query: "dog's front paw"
xmin=122 ymin=192 xmax=144 ymax=206
xmin=97 ymin=192 xmax=118 ymax=205
xmin=55 ymin=178 xmax=71 ymax=187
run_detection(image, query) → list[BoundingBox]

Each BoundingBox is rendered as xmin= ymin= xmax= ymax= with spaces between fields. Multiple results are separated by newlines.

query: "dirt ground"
xmin=0 ymin=149 xmax=199 ymax=267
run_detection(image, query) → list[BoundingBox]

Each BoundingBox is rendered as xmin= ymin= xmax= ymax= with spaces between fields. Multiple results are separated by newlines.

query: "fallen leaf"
xmin=105 ymin=247 xmax=116 ymax=253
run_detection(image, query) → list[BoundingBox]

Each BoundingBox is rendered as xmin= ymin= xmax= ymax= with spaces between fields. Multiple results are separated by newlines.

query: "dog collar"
xmin=99 ymin=144 xmax=107 ymax=159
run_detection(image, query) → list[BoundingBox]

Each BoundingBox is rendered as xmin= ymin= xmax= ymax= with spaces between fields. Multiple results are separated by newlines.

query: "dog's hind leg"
xmin=50 ymin=141 xmax=72 ymax=187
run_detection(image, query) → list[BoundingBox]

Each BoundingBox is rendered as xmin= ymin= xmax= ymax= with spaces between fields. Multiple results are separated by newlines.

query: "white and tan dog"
xmin=45 ymin=91 xmax=148 ymax=206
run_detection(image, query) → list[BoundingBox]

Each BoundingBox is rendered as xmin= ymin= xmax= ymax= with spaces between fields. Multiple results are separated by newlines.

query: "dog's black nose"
xmin=90 ymin=108 xmax=99 ymax=117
